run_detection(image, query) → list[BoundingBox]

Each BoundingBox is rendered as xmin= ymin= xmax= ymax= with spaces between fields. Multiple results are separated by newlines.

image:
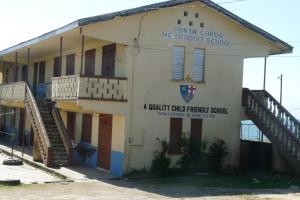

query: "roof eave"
xmin=0 ymin=20 xmax=79 ymax=56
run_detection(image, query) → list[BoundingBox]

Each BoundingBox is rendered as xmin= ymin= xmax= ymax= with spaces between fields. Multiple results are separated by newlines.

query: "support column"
xmin=80 ymin=28 xmax=85 ymax=75
xmin=1 ymin=56 xmax=3 ymax=84
xmin=14 ymin=52 xmax=18 ymax=82
xmin=263 ymin=57 xmax=267 ymax=90
xmin=27 ymin=48 xmax=30 ymax=83
xmin=33 ymin=132 xmax=42 ymax=162
xmin=59 ymin=36 xmax=63 ymax=73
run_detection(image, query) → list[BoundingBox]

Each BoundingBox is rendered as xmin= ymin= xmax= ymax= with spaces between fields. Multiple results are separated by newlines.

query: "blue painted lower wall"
xmin=1 ymin=127 xmax=125 ymax=176
xmin=110 ymin=150 xmax=124 ymax=177
xmin=1 ymin=126 xmax=32 ymax=146
xmin=72 ymin=142 xmax=97 ymax=168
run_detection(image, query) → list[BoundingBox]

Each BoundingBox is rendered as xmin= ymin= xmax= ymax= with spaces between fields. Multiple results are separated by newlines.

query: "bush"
xmin=151 ymin=139 xmax=171 ymax=174
xmin=208 ymin=138 xmax=229 ymax=172
xmin=177 ymin=133 xmax=229 ymax=173
xmin=177 ymin=132 xmax=210 ymax=172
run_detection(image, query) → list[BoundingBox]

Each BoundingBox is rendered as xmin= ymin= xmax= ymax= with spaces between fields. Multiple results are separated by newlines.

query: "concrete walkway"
xmin=0 ymin=142 xmax=110 ymax=183
xmin=0 ymin=153 xmax=60 ymax=184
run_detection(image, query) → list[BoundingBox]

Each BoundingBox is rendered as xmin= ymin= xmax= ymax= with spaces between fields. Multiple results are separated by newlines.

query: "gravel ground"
xmin=1 ymin=181 xmax=300 ymax=200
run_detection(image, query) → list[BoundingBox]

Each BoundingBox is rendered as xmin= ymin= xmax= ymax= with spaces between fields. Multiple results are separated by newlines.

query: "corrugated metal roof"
xmin=0 ymin=0 xmax=293 ymax=56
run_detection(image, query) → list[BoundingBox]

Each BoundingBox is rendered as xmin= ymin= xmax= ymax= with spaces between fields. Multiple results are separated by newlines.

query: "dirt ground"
xmin=1 ymin=181 xmax=300 ymax=200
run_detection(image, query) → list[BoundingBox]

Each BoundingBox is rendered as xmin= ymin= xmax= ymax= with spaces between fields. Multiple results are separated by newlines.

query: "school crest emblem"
xmin=180 ymin=85 xmax=196 ymax=103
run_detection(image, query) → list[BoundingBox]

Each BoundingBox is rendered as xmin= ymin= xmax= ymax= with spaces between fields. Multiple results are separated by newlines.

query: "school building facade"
xmin=0 ymin=0 xmax=298 ymax=177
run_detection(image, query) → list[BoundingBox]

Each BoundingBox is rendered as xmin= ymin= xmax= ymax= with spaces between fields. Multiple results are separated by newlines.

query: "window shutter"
xmin=169 ymin=118 xmax=183 ymax=154
xmin=172 ymin=46 xmax=185 ymax=80
xmin=192 ymin=48 xmax=205 ymax=82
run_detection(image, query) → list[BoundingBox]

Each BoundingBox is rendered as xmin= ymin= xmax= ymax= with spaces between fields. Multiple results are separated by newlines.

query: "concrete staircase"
xmin=36 ymin=101 xmax=69 ymax=166
xmin=243 ymin=88 xmax=300 ymax=170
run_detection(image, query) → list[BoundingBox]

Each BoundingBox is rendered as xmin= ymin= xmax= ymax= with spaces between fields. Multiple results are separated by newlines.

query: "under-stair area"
xmin=243 ymin=88 xmax=300 ymax=170
xmin=24 ymin=84 xmax=72 ymax=167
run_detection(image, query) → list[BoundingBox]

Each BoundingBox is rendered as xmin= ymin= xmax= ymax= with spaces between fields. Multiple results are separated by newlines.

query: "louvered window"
xmin=172 ymin=46 xmax=185 ymax=81
xmin=192 ymin=48 xmax=205 ymax=82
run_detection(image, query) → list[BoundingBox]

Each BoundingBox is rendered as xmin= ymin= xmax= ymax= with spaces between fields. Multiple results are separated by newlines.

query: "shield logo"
xmin=180 ymin=85 xmax=196 ymax=103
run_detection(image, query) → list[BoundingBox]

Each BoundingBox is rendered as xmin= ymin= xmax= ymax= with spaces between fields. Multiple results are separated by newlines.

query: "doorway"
xmin=102 ymin=44 xmax=116 ymax=77
xmin=98 ymin=114 xmax=112 ymax=170
xmin=33 ymin=63 xmax=38 ymax=97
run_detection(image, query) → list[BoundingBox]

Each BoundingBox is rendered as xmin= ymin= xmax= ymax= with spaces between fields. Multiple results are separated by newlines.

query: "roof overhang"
xmin=0 ymin=0 xmax=293 ymax=57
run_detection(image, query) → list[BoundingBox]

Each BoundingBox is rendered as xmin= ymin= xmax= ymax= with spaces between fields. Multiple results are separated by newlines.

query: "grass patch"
xmin=128 ymin=173 xmax=300 ymax=189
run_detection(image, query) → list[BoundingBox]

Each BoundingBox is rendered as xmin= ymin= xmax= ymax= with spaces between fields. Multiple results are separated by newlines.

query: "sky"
xmin=0 ymin=0 xmax=299 ymax=118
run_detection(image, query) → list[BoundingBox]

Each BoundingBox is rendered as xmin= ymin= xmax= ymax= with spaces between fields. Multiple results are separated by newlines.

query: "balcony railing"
xmin=51 ymin=75 xmax=128 ymax=102
xmin=0 ymin=82 xmax=26 ymax=101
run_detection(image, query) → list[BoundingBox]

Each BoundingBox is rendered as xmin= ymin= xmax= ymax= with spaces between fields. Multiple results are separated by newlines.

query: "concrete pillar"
xmin=33 ymin=133 xmax=42 ymax=162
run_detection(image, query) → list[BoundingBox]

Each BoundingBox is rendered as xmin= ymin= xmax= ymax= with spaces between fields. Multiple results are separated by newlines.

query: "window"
xmin=172 ymin=46 xmax=185 ymax=81
xmin=192 ymin=48 xmax=205 ymax=82
xmin=184 ymin=11 xmax=188 ymax=17
xmin=169 ymin=118 xmax=183 ymax=154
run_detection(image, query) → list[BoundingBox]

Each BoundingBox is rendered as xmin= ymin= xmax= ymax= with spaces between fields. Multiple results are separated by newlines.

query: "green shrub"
xmin=151 ymin=139 xmax=171 ymax=174
xmin=208 ymin=138 xmax=229 ymax=171
xmin=177 ymin=132 xmax=210 ymax=172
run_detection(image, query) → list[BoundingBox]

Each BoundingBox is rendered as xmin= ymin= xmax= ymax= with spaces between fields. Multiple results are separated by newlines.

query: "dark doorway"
xmin=38 ymin=61 xmax=46 ymax=84
xmin=21 ymin=65 xmax=28 ymax=82
xmin=81 ymin=114 xmax=92 ymax=143
xmin=98 ymin=114 xmax=112 ymax=170
xmin=33 ymin=63 xmax=38 ymax=97
xmin=102 ymin=44 xmax=116 ymax=77
xmin=240 ymin=140 xmax=272 ymax=172
xmin=53 ymin=57 xmax=61 ymax=77
xmin=67 ymin=112 xmax=76 ymax=140
xmin=84 ymin=49 xmax=96 ymax=76
xmin=4 ymin=68 xmax=9 ymax=83
xmin=66 ymin=54 xmax=75 ymax=76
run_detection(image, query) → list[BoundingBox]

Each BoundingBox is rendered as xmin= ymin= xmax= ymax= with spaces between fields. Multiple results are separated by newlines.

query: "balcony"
xmin=0 ymin=82 xmax=26 ymax=108
xmin=51 ymin=75 xmax=128 ymax=102
xmin=0 ymin=76 xmax=128 ymax=105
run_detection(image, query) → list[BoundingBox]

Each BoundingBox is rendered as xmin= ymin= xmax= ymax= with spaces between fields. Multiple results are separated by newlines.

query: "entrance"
xmin=101 ymin=44 xmax=116 ymax=77
xmin=98 ymin=114 xmax=112 ymax=170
